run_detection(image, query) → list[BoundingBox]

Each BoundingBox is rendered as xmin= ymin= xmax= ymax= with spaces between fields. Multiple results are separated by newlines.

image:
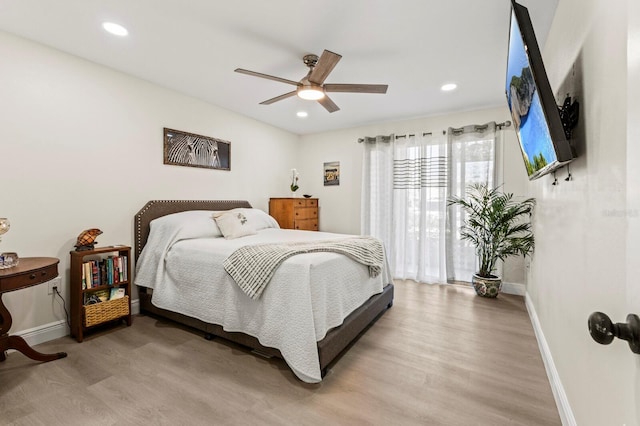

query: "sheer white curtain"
xmin=361 ymin=123 xmax=497 ymax=285
xmin=446 ymin=123 xmax=497 ymax=282
xmin=361 ymin=135 xmax=395 ymax=264
xmin=392 ymin=133 xmax=448 ymax=282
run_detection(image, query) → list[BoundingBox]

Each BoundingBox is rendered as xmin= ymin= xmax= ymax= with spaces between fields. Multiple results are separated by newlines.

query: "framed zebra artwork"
xmin=163 ymin=128 xmax=231 ymax=170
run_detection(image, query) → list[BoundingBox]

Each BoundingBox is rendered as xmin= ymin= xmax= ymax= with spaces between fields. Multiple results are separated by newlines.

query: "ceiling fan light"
xmin=297 ymin=88 xmax=325 ymax=100
xmin=102 ymin=22 xmax=129 ymax=37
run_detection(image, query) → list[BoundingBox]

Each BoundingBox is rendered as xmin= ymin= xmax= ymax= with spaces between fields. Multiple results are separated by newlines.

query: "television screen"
xmin=506 ymin=1 xmax=575 ymax=180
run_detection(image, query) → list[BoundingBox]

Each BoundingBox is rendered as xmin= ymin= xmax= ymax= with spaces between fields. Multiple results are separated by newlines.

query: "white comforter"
xmin=134 ymin=210 xmax=391 ymax=383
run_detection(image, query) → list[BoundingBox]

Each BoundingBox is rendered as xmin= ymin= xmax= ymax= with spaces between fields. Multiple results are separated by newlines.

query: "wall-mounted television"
xmin=506 ymin=0 xmax=576 ymax=180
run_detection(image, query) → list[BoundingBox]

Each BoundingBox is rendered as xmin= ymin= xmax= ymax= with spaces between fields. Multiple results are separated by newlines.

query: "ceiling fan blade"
xmin=318 ymin=95 xmax=340 ymax=113
xmin=260 ymin=90 xmax=297 ymax=105
xmin=308 ymin=50 xmax=342 ymax=85
xmin=324 ymin=84 xmax=388 ymax=94
xmin=235 ymin=68 xmax=299 ymax=86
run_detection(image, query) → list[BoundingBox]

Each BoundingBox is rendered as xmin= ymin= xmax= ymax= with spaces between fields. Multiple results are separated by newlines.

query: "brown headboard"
xmin=134 ymin=200 xmax=252 ymax=261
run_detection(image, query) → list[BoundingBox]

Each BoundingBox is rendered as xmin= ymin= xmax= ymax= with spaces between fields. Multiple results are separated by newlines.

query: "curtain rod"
xmin=393 ymin=121 xmax=512 ymax=139
xmin=358 ymin=120 xmax=512 ymax=143
xmin=448 ymin=120 xmax=512 ymax=135
xmin=395 ymin=132 xmax=433 ymax=139
xmin=394 ymin=131 xmax=438 ymax=140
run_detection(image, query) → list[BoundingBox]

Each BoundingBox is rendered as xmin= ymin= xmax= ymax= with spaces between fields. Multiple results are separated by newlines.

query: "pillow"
xmin=149 ymin=210 xmax=222 ymax=240
xmin=213 ymin=209 xmax=257 ymax=239
xmin=231 ymin=208 xmax=280 ymax=230
xmin=138 ymin=210 xmax=223 ymax=283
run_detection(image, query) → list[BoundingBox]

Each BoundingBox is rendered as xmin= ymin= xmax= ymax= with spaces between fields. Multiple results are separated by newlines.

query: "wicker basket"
xmin=84 ymin=296 xmax=129 ymax=328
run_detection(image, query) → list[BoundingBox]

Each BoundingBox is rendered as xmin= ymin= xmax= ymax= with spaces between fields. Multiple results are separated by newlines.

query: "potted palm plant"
xmin=447 ymin=183 xmax=535 ymax=298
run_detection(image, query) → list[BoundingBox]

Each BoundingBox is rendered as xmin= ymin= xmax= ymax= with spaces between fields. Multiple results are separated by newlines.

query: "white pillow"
xmin=231 ymin=208 xmax=280 ymax=230
xmin=138 ymin=210 xmax=223 ymax=282
xmin=149 ymin=210 xmax=222 ymax=239
xmin=213 ymin=209 xmax=257 ymax=239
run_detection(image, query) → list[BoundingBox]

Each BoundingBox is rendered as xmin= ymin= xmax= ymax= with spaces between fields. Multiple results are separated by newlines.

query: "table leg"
xmin=0 ymin=294 xmax=67 ymax=362
xmin=0 ymin=334 xmax=67 ymax=362
xmin=0 ymin=293 xmax=12 ymax=335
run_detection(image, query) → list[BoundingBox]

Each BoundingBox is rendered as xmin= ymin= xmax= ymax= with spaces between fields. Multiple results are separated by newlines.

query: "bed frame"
xmin=134 ymin=200 xmax=394 ymax=377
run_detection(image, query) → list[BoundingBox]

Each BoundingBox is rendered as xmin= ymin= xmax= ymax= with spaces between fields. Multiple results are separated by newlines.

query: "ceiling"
xmin=0 ymin=0 xmax=558 ymax=135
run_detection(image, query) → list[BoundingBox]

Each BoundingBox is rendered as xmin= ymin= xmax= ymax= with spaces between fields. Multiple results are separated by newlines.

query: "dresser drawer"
xmin=294 ymin=207 xmax=318 ymax=220
xmin=0 ymin=262 xmax=58 ymax=292
xmin=294 ymin=219 xmax=319 ymax=231
xmin=292 ymin=199 xmax=317 ymax=208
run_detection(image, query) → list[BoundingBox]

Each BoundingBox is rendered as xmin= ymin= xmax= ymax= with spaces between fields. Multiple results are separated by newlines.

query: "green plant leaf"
xmin=447 ymin=183 xmax=535 ymax=277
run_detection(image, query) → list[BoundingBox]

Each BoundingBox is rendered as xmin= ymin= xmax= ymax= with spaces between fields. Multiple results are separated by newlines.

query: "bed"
xmin=134 ymin=200 xmax=394 ymax=383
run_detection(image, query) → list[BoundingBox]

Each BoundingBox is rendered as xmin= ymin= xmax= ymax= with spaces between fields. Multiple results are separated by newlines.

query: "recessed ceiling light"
xmin=296 ymin=111 xmax=308 ymax=118
xmin=441 ymin=83 xmax=457 ymax=92
xmin=102 ymin=22 xmax=128 ymax=37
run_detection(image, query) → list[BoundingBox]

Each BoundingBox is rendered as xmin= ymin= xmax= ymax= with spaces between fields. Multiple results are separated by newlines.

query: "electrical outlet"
xmin=48 ymin=277 xmax=61 ymax=295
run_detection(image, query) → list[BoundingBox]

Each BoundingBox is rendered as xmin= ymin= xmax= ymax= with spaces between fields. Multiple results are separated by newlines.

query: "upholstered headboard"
xmin=133 ymin=199 xmax=252 ymax=261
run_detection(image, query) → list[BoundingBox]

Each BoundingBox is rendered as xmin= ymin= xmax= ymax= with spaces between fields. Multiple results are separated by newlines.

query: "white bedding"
xmin=134 ymin=209 xmax=391 ymax=383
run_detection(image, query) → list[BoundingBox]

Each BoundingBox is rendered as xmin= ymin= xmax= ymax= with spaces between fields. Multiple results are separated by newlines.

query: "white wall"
xmin=297 ymin=107 xmax=530 ymax=285
xmin=527 ymin=1 xmax=640 ymax=424
xmin=0 ymin=31 xmax=299 ymax=335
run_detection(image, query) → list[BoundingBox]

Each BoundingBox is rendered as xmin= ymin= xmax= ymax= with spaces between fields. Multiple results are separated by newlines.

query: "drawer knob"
xmin=41 ymin=271 xmax=47 ymax=276
xmin=30 ymin=274 xmax=36 ymax=279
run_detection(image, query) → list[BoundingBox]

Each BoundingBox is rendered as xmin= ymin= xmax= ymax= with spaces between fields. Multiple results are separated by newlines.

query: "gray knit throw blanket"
xmin=223 ymin=236 xmax=384 ymax=300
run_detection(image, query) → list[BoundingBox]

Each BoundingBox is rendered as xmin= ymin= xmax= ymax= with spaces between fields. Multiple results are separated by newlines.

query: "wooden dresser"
xmin=269 ymin=197 xmax=319 ymax=231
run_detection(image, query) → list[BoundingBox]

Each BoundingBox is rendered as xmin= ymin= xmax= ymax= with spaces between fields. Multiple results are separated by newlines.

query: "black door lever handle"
xmin=588 ymin=312 xmax=640 ymax=354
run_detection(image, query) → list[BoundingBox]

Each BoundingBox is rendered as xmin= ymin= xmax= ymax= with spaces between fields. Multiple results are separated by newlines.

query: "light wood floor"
xmin=0 ymin=281 xmax=560 ymax=425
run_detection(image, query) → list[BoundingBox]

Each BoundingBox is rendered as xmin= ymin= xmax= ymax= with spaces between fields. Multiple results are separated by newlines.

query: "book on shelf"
xmin=100 ymin=260 xmax=106 ymax=286
xmin=94 ymin=289 xmax=110 ymax=302
xmin=82 ymin=287 xmax=125 ymax=305
xmin=91 ymin=261 xmax=99 ymax=287
xmin=117 ymin=257 xmax=123 ymax=282
xmin=80 ymin=253 xmax=128 ymax=289
xmin=109 ymin=287 xmax=125 ymax=300
xmin=114 ymin=256 xmax=120 ymax=284
xmin=109 ymin=257 xmax=114 ymax=284
xmin=84 ymin=262 xmax=92 ymax=288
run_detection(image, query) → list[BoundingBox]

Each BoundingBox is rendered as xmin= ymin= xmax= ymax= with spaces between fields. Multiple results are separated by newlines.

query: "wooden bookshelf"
xmin=69 ymin=245 xmax=132 ymax=342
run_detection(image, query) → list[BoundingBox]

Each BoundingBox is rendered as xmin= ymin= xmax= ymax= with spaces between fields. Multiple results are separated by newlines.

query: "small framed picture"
xmin=323 ymin=161 xmax=340 ymax=186
xmin=163 ymin=128 xmax=231 ymax=170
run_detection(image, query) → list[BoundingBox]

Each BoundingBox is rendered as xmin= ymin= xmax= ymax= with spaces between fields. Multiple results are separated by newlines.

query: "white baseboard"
xmin=525 ymin=293 xmax=576 ymax=426
xmin=13 ymin=298 xmax=140 ymax=347
xmin=502 ymin=281 xmax=526 ymax=296
xmin=14 ymin=319 xmax=69 ymax=347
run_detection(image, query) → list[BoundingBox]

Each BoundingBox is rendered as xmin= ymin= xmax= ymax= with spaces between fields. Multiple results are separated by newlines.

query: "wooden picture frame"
xmin=163 ymin=128 xmax=231 ymax=170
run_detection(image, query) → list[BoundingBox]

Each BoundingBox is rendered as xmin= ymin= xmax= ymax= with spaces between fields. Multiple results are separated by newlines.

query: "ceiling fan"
xmin=234 ymin=49 xmax=388 ymax=113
